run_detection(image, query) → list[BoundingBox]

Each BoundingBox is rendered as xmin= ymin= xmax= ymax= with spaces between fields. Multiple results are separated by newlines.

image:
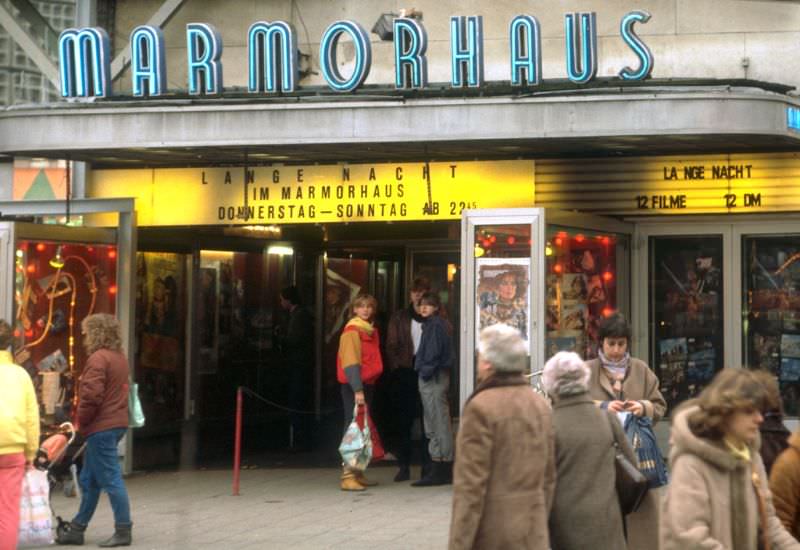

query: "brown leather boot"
xmin=340 ymin=470 xmax=366 ymax=491
xmin=354 ymin=471 xmax=378 ymax=487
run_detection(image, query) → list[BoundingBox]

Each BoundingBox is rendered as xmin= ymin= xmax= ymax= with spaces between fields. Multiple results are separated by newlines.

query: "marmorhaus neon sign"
xmin=58 ymin=11 xmax=653 ymax=99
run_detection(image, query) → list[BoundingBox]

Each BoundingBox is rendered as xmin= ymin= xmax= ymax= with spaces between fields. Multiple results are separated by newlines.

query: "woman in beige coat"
xmin=662 ymin=369 xmax=800 ymax=550
xmin=586 ymin=313 xmax=666 ymax=550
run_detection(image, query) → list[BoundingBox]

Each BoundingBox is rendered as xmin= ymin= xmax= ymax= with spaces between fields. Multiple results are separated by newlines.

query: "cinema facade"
xmin=2 ymin=0 xmax=800 ymax=470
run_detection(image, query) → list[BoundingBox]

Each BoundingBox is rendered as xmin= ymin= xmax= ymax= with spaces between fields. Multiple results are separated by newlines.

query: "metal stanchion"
xmin=232 ymin=386 xmax=243 ymax=496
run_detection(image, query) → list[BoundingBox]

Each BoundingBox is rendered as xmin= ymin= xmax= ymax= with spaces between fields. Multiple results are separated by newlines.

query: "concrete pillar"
xmin=0 ymin=157 xmax=13 ymax=201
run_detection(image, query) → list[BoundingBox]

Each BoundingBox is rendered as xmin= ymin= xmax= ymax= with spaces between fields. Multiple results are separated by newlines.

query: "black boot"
xmin=443 ymin=461 xmax=453 ymax=484
xmin=55 ymin=519 xmax=86 ymax=545
xmin=394 ymin=464 xmax=410 ymax=482
xmin=97 ymin=523 xmax=132 ymax=547
xmin=412 ymin=461 xmax=448 ymax=487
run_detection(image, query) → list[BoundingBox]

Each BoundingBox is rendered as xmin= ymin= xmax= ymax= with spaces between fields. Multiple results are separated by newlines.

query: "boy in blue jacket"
xmin=413 ymin=292 xmax=454 ymax=486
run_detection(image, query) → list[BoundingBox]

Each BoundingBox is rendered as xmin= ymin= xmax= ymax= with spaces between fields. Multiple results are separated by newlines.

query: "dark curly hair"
xmin=688 ymin=368 xmax=768 ymax=441
xmin=597 ymin=312 xmax=631 ymax=344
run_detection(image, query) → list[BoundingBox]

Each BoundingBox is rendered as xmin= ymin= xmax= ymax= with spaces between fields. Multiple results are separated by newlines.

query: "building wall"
xmin=112 ymin=0 xmax=800 ymax=93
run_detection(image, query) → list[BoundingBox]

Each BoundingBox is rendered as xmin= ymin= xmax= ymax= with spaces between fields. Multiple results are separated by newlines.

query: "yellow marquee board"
xmin=89 ymin=161 xmax=535 ymax=226
xmin=535 ymin=153 xmax=800 ymax=215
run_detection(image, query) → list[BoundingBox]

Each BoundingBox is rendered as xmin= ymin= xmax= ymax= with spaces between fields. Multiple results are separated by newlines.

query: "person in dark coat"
xmin=385 ymin=276 xmax=430 ymax=482
xmin=753 ymin=369 xmax=790 ymax=476
xmin=544 ymin=351 xmax=636 ymax=550
xmin=279 ymin=286 xmax=314 ymax=451
xmin=412 ymin=292 xmax=454 ymax=487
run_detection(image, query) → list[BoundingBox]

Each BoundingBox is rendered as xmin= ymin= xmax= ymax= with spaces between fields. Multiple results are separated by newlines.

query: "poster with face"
xmin=476 ymin=258 xmax=531 ymax=350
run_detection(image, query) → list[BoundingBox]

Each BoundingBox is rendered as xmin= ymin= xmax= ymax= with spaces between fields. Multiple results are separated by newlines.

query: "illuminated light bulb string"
xmin=17 ymin=248 xmax=99 ymax=383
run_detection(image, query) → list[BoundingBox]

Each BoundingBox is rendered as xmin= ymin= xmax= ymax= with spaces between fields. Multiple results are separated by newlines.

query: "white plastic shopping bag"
xmin=17 ymin=468 xmax=53 ymax=547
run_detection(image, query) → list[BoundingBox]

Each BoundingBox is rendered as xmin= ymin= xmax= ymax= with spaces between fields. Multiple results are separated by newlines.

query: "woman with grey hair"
xmin=544 ymin=351 xmax=636 ymax=550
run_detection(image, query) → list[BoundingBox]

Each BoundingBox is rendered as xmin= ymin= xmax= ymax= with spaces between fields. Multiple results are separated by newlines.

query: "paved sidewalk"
xmin=30 ymin=465 xmax=453 ymax=549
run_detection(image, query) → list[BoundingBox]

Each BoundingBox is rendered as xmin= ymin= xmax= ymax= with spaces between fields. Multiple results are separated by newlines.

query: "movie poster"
xmin=476 ymin=258 xmax=530 ymax=350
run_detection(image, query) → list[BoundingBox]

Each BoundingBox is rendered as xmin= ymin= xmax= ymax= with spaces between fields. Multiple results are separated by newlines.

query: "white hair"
xmin=543 ymin=351 xmax=590 ymax=397
xmin=478 ymin=324 xmax=527 ymax=373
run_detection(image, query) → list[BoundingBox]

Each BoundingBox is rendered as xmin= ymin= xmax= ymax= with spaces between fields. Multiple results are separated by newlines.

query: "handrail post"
xmin=232 ymin=386 xmax=243 ymax=496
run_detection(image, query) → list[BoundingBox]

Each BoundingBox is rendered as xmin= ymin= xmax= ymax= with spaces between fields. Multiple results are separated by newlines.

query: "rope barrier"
xmin=232 ymin=385 xmax=341 ymax=496
xmin=238 ymin=386 xmax=339 ymax=416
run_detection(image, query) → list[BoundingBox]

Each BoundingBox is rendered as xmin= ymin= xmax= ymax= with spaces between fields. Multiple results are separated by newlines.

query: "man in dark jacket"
xmin=279 ymin=286 xmax=314 ymax=451
xmin=57 ymin=314 xmax=132 ymax=547
xmin=385 ymin=276 xmax=430 ymax=482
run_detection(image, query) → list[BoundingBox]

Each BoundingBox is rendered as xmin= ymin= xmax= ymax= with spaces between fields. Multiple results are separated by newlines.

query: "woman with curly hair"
xmin=662 ymin=368 xmax=800 ymax=550
xmin=56 ymin=314 xmax=133 ymax=547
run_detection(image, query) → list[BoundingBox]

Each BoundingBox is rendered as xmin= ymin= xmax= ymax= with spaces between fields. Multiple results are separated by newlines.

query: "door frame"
xmin=633 ymin=219 xmax=734 ymax=373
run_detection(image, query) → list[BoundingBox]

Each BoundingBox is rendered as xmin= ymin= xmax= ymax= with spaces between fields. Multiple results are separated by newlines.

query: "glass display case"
xmin=742 ymin=234 xmax=800 ymax=415
xmin=544 ymin=227 xmax=622 ymax=361
xmin=649 ymin=235 xmax=724 ymax=413
xmin=13 ymin=238 xmax=117 ymax=423
xmin=460 ymin=209 xmax=544 ymax=406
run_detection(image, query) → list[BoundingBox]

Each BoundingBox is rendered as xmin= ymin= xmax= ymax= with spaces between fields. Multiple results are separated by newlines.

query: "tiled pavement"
xmin=29 ymin=465 xmax=453 ymax=549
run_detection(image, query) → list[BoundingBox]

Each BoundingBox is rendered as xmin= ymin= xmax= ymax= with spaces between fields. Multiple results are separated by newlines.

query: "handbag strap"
xmin=353 ymin=403 xmax=371 ymax=440
xmin=605 ymin=411 xmax=622 ymax=452
xmin=751 ymin=462 xmax=771 ymax=550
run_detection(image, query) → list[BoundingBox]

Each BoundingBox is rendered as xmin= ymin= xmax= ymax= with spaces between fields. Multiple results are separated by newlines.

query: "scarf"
xmin=598 ymin=350 xmax=630 ymax=378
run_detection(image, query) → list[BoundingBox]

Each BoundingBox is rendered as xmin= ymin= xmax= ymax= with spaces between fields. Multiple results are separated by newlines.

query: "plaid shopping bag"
xmin=339 ymin=404 xmax=372 ymax=471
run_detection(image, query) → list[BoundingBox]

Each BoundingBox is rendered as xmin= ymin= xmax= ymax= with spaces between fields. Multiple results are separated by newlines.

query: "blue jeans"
xmin=73 ymin=428 xmax=131 ymax=527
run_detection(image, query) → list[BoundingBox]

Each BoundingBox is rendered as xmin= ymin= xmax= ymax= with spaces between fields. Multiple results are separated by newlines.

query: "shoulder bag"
xmin=606 ymin=413 xmax=649 ymax=515
xmin=128 ymin=380 xmax=145 ymax=428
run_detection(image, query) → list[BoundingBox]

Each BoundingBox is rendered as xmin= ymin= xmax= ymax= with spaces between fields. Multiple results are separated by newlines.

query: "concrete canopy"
xmin=2 ymin=84 xmax=800 ymax=167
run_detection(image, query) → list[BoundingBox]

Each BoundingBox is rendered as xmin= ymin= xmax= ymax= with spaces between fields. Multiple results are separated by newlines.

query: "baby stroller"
xmin=35 ymin=422 xmax=86 ymax=498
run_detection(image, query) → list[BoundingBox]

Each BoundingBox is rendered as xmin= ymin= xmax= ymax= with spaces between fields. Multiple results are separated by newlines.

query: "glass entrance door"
xmin=735 ymin=221 xmax=800 ymax=417
xmin=648 ymin=234 xmax=726 ymax=411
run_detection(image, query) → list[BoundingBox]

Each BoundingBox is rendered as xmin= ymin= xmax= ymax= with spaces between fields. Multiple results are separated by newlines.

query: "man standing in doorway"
xmin=386 ymin=276 xmax=431 ymax=482
xmin=279 ymin=286 xmax=314 ymax=451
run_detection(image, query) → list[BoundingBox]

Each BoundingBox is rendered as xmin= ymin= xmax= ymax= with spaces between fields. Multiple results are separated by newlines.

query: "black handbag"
xmin=606 ymin=414 xmax=649 ymax=515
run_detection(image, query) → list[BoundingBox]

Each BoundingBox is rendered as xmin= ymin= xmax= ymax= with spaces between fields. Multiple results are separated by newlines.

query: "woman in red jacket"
xmin=337 ymin=293 xmax=383 ymax=491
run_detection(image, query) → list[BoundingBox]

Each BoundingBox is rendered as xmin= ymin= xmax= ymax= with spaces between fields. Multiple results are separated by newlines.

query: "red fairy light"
xmin=554 ymin=237 xmax=563 ymax=247
xmin=553 ymin=263 xmax=563 ymax=274
xmin=24 ymin=329 xmax=34 ymax=338
xmin=482 ymin=239 xmax=491 ymax=248
xmin=489 ymin=235 xmax=497 ymax=243
xmin=602 ymin=307 xmax=614 ymax=317
xmin=35 ymin=243 xmax=46 ymax=252
xmin=109 ymin=285 xmax=117 ymax=295
xmin=575 ymin=234 xmax=585 ymax=243
xmin=601 ymin=237 xmax=610 ymax=245
xmin=602 ymin=271 xmax=613 ymax=282
xmin=507 ymin=236 xmax=516 ymax=245
xmin=108 ymin=249 xmax=117 ymax=259
xmin=26 ymin=264 xmax=35 ymax=274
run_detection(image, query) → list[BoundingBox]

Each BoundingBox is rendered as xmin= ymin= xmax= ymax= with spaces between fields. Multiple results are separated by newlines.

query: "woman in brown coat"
xmin=449 ymin=324 xmax=555 ymax=550
xmin=662 ymin=369 xmax=800 ymax=550
xmin=586 ymin=313 xmax=666 ymax=550
xmin=544 ymin=351 xmax=635 ymax=550
xmin=770 ymin=430 xmax=800 ymax=538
